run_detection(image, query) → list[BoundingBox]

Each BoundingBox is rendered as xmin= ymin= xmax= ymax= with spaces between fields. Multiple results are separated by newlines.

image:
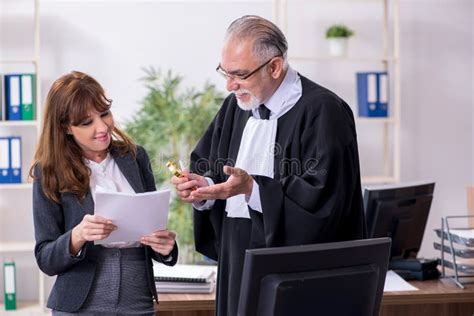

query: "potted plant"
xmin=125 ymin=67 xmax=223 ymax=263
xmin=325 ymin=24 xmax=354 ymax=57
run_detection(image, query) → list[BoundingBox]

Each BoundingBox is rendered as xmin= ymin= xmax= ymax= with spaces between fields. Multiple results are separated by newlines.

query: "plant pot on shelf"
xmin=328 ymin=37 xmax=348 ymax=57
xmin=325 ymin=24 xmax=354 ymax=57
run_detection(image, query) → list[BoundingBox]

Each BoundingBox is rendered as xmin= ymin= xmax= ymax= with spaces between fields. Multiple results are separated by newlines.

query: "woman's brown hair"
xmin=29 ymin=71 xmax=136 ymax=204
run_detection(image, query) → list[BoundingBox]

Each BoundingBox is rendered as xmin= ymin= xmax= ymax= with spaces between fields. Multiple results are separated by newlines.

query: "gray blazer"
xmin=33 ymin=145 xmax=178 ymax=312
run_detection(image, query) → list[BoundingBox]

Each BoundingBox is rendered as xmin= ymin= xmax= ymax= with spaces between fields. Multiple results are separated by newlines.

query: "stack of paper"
xmin=153 ymin=263 xmax=217 ymax=293
xmin=155 ymin=280 xmax=216 ymax=293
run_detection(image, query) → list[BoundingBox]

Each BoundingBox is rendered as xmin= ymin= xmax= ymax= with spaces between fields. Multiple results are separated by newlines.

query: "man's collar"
xmin=262 ymin=66 xmax=298 ymax=115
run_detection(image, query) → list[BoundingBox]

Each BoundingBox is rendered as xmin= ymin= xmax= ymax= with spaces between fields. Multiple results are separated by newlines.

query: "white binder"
xmin=0 ymin=137 xmax=10 ymax=183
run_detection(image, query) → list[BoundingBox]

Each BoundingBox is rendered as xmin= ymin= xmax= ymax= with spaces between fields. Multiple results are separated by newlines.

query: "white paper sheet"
xmin=383 ymin=270 xmax=419 ymax=292
xmin=94 ymin=189 xmax=170 ymax=244
xmin=449 ymin=229 xmax=474 ymax=239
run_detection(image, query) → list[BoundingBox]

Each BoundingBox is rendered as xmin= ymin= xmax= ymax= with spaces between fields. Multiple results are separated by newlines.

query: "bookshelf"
xmin=0 ymin=183 xmax=33 ymax=190
xmin=273 ymin=0 xmax=401 ymax=184
xmin=0 ymin=0 xmax=46 ymax=313
xmin=0 ymin=121 xmax=38 ymax=127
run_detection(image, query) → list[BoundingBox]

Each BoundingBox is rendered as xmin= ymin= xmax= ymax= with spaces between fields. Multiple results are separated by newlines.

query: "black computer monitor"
xmin=363 ymin=181 xmax=435 ymax=260
xmin=237 ymin=238 xmax=391 ymax=316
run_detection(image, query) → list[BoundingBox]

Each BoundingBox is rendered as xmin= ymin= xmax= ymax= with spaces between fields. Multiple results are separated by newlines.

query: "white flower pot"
xmin=328 ymin=38 xmax=348 ymax=57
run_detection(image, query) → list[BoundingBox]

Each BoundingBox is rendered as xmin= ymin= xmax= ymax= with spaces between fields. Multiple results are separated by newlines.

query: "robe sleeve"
xmin=251 ymin=96 xmax=367 ymax=247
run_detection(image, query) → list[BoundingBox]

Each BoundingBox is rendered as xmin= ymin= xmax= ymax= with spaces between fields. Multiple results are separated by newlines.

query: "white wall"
xmin=0 ymin=0 xmax=472 ymax=301
xmin=399 ymin=0 xmax=473 ymax=257
xmin=38 ymin=0 xmax=272 ymax=123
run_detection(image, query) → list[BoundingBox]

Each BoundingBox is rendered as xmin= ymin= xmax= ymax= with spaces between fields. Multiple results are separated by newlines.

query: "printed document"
xmin=94 ymin=189 xmax=170 ymax=244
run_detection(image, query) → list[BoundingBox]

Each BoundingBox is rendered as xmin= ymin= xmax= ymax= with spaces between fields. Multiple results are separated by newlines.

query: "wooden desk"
xmin=155 ymin=278 xmax=474 ymax=316
xmin=156 ymin=293 xmax=214 ymax=316
xmin=380 ymin=278 xmax=474 ymax=316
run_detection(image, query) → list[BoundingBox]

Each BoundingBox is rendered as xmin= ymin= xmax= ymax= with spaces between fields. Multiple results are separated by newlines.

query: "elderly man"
xmin=171 ymin=15 xmax=366 ymax=316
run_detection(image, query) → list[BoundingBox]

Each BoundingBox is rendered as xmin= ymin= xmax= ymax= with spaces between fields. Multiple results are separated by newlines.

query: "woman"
xmin=30 ymin=71 xmax=178 ymax=315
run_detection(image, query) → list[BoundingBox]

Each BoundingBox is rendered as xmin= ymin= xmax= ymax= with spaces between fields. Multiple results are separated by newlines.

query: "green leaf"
xmin=325 ymin=24 xmax=354 ymax=38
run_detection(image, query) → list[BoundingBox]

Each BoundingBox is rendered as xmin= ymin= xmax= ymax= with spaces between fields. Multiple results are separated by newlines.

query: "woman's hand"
xmin=141 ymin=229 xmax=176 ymax=257
xmin=70 ymin=214 xmax=117 ymax=255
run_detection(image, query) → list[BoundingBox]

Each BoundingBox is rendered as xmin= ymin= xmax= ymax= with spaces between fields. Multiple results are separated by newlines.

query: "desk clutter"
xmin=153 ymin=263 xmax=217 ymax=293
xmin=434 ymin=215 xmax=474 ymax=288
xmin=389 ymin=258 xmax=440 ymax=281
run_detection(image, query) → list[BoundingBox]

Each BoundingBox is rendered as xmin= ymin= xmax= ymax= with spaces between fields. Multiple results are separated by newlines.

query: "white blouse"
xmin=85 ymin=153 xmax=139 ymax=248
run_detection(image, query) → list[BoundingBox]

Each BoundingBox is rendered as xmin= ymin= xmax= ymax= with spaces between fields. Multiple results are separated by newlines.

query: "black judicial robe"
xmin=190 ymin=75 xmax=367 ymax=316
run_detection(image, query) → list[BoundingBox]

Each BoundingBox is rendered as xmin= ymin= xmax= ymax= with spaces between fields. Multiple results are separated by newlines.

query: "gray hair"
xmin=225 ymin=15 xmax=289 ymax=70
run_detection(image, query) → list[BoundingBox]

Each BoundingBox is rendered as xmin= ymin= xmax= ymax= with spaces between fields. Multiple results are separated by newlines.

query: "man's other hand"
xmin=190 ymin=166 xmax=253 ymax=201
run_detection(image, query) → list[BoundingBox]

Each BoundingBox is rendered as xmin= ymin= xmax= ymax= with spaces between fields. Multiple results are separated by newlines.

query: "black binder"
xmin=389 ymin=258 xmax=438 ymax=271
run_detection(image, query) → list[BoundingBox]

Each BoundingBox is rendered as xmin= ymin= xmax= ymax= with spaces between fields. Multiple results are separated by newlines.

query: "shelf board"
xmin=0 ymin=59 xmax=38 ymax=65
xmin=0 ymin=241 xmax=35 ymax=252
xmin=282 ymin=0 xmax=385 ymax=3
xmin=290 ymin=56 xmax=397 ymax=63
xmin=0 ymin=301 xmax=47 ymax=315
xmin=356 ymin=117 xmax=395 ymax=124
xmin=361 ymin=176 xmax=397 ymax=184
xmin=0 ymin=183 xmax=33 ymax=189
xmin=0 ymin=120 xmax=38 ymax=127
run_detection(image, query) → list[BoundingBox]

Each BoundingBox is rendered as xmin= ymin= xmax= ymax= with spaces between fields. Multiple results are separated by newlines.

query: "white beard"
xmin=234 ymin=89 xmax=262 ymax=111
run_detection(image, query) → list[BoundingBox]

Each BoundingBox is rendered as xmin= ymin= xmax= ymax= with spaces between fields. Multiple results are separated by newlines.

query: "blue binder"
xmin=5 ymin=75 xmax=22 ymax=121
xmin=0 ymin=75 xmax=4 ymax=121
xmin=356 ymin=72 xmax=389 ymax=117
xmin=9 ymin=137 xmax=22 ymax=183
xmin=0 ymin=137 xmax=10 ymax=183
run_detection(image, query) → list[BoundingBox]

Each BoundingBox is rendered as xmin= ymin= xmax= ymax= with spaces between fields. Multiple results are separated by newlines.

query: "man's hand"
xmin=171 ymin=171 xmax=209 ymax=203
xmin=190 ymin=166 xmax=253 ymax=201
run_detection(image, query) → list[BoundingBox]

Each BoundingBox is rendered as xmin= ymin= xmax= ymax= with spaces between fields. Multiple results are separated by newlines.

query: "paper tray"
xmin=434 ymin=228 xmax=474 ymax=247
xmin=440 ymin=259 xmax=474 ymax=274
xmin=433 ymin=242 xmax=474 ymax=258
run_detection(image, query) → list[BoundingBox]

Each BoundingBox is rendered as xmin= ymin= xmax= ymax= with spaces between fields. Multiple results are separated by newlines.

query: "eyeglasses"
xmin=216 ymin=55 xmax=282 ymax=82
